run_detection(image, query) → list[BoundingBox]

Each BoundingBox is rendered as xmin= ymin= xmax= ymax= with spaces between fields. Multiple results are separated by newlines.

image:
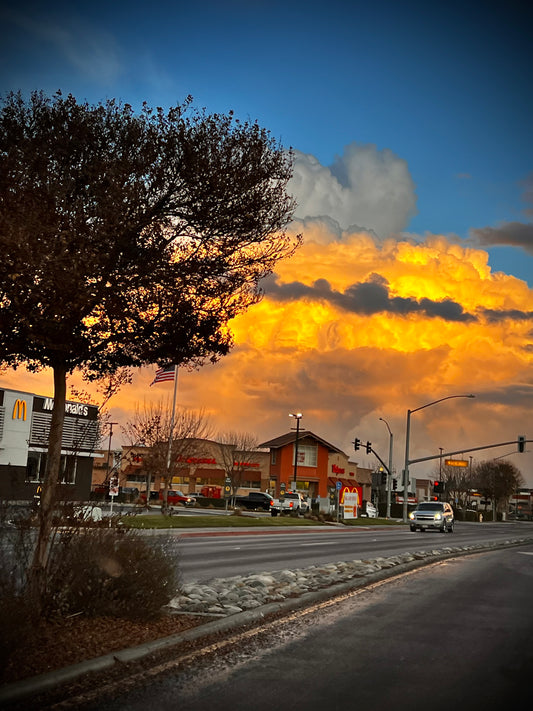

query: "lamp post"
xmin=289 ymin=412 xmax=303 ymax=490
xmin=402 ymin=394 xmax=475 ymax=522
xmin=379 ymin=417 xmax=393 ymax=518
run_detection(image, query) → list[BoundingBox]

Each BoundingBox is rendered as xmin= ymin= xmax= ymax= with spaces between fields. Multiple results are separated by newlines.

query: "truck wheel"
xmin=271 ymin=510 xmax=278 ymax=517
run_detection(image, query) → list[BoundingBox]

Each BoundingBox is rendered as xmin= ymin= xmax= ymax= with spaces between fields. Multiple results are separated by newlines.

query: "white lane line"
xmin=301 ymin=541 xmax=338 ymax=546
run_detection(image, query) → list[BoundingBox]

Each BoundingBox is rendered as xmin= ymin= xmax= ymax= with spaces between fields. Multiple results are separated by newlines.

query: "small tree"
xmin=217 ymin=431 xmax=260 ymax=503
xmin=434 ymin=462 xmax=476 ymax=509
xmin=0 ymin=91 xmax=299 ymax=603
xmin=122 ymin=401 xmax=212 ymax=512
xmin=473 ymin=460 xmax=523 ymax=519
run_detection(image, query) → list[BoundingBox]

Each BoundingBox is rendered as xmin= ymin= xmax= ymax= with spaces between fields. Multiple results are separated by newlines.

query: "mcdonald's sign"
xmin=12 ymin=399 xmax=27 ymax=421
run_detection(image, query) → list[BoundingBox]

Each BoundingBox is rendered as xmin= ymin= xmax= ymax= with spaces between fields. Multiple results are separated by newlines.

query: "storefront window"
xmin=26 ymin=452 xmax=77 ymax=483
xmin=294 ymin=444 xmax=317 ymax=467
xmin=26 ymin=451 xmax=44 ymax=482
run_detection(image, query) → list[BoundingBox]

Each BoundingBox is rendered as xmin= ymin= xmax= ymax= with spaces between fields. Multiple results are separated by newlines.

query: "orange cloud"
xmin=2 ymin=228 xmax=532 ymax=483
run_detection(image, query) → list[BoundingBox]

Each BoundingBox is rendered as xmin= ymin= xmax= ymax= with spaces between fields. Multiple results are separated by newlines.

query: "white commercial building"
xmin=0 ymin=386 xmax=99 ymax=501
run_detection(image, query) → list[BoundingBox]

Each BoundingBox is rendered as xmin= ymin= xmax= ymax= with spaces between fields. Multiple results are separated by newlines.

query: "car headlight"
xmin=409 ymin=512 xmax=415 ymax=520
xmin=434 ymin=513 xmax=442 ymax=520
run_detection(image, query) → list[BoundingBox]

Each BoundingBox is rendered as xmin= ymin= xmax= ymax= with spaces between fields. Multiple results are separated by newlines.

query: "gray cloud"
xmin=289 ymin=143 xmax=417 ymax=238
xmin=263 ymin=273 xmax=477 ymax=322
xmin=470 ymin=222 xmax=533 ymax=254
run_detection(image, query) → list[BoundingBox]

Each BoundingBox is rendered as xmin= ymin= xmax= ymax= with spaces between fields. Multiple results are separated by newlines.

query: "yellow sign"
xmin=12 ymin=399 xmax=27 ymax=421
xmin=445 ymin=459 xmax=468 ymax=467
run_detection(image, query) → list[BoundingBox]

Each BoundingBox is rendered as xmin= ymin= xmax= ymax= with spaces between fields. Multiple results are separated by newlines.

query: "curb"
xmin=1 ymin=536 xmax=532 ymax=705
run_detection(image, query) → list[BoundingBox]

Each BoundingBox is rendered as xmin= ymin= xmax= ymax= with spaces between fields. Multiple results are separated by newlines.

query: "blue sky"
xmin=2 ymin=0 xmax=532 ymax=285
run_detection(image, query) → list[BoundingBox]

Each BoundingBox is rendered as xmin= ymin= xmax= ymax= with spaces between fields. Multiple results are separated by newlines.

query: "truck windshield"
xmin=418 ymin=503 xmax=443 ymax=511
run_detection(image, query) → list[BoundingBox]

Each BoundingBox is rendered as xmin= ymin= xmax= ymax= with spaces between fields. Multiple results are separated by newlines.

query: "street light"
xmin=379 ymin=417 xmax=394 ymax=518
xmin=289 ymin=412 xmax=303 ymax=489
xmin=402 ymin=394 xmax=475 ymax=522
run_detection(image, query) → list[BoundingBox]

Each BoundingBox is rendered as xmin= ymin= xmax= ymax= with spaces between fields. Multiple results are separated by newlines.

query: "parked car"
xmin=234 ymin=491 xmax=275 ymax=511
xmin=271 ymin=491 xmax=308 ymax=516
xmin=409 ymin=501 xmax=454 ymax=532
xmin=140 ymin=489 xmax=194 ymax=507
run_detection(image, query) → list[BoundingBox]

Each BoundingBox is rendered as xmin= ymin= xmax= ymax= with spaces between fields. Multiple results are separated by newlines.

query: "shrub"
xmin=45 ymin=527 xmax=181 ymax=620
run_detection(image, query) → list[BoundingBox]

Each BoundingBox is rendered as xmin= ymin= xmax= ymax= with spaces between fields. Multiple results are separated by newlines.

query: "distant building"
xmin=99 ymin=438 xmax=272 ymax=497
xmin=0 ymin=386 xmax=99 ymax=501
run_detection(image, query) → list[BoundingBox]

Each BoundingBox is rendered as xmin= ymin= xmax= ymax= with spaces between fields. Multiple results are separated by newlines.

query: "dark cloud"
xmin=482 ymin=309 xmax=533 ymax=323
xmin=262 ymin=273 xmax=477 ymax=322
xmin=470 ymin=222 xmax=533 ymax=254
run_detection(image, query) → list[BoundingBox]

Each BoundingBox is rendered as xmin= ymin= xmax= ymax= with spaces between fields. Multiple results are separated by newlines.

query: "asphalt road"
xmin=174 ymin=520 xmax=533 ymax=582
xmin=88 ymin=543 xmax=533 ymax=710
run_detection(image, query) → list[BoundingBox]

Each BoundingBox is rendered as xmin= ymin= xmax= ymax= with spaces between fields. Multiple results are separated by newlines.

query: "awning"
xmin=327 ymin=477 xmax=361 ymax=489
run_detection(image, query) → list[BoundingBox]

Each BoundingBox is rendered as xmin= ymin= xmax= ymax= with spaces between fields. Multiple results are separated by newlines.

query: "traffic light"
xmin=366 ymin=441 xmax=372 ymax=454
xmin=433 ymin=480 xmax=444 ymax=493
xmin=380 ymin=471 xmax=387 ymax=485
xmin=518 ymin=435 xmax=525 ymax=453
xmin=392 ymin=478 xmax=397 ymax=490
xmin=354 ymin=438 xmax=361 ymax=451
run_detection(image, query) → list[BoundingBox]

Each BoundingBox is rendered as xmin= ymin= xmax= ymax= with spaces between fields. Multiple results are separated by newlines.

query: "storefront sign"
xmin=177 ymin=456 xmax=217 ymax=465
xmin=12 ymin=399 xmax=27 ymax=421
xmin=343 ymin=492 xmax=358 ymax=519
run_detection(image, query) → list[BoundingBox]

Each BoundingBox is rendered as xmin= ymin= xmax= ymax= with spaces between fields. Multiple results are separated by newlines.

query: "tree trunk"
xmin=28 ymin=364 xmax=67 ymax=611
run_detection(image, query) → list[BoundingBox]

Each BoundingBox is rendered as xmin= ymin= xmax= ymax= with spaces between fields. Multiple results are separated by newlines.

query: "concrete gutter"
xmin=1 ymin=533 xmax=533 ymax=705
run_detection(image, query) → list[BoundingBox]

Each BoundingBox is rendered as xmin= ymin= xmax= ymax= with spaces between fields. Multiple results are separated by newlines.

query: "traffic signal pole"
xmin=408 ymin=439 xmax=531 ymax=465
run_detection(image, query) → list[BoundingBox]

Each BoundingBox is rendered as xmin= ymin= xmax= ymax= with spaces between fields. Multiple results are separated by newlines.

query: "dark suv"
xmin=409 ymin=501 xmax=454 ymax=533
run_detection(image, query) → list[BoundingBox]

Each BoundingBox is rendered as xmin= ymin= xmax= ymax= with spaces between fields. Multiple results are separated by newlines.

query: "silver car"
xmin=409 ymin=501 xmax=454 ymax=533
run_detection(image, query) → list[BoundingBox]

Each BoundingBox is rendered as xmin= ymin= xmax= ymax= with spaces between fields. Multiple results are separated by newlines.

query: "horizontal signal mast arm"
xmin=409 ymin=439 xmax=530 ymax=465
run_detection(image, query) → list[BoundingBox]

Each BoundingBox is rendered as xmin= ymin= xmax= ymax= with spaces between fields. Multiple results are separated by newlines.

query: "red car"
xmin=140 ymin=490 xmax=194 ymax=507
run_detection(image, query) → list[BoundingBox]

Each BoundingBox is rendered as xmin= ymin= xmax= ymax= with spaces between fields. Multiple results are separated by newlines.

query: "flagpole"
xmin=166 ymin=366 xmax=178 ymax=475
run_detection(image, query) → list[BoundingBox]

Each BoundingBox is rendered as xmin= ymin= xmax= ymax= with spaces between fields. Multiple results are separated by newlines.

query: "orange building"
xmin=258 ymin=430 xmax=371 ymax=504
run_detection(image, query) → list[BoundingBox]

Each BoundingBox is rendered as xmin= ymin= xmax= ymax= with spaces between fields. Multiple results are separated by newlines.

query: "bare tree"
xmin=217 ymin=431 xmax=260 ymax=504
xmin=123 ymin=401 xmax=212 ymax=512
xmin=433 ymin=462 xmax=476 ymax=509
xmin=0 ymin=90 xmax=299 ymax=603
xmin=472 ymin=459 xmax=523 ymax=519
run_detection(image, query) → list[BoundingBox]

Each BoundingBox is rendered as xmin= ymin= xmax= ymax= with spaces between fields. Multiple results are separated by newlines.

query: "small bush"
xmin=45 ymin=527 xmax=180 ymax=620
xmin=0 ymin=504 xmax=39 ymax=671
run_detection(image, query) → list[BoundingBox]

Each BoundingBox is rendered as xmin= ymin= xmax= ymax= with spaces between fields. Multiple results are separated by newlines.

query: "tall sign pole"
xmin=166 ymin=366 xmax=179 ymax=478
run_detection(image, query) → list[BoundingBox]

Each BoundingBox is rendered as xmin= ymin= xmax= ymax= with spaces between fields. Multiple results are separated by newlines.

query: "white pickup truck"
xmin=270 ymin=491 xmax=309 ymax=517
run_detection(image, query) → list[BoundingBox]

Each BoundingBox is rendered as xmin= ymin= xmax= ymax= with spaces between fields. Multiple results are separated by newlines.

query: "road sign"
xmin=224 ymin=477 xmax=231 ymax=498
xmin=336 ymin=480 xmax=342 ymax=490
xmin=445 ymin=459 xmax=469 ymax=467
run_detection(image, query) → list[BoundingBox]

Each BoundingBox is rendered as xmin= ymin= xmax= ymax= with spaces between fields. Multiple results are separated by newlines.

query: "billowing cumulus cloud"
xmin=2 ymin=149 xmax=532 ymax=483
xmin=289 ymin=143 xmax=417 ymax=236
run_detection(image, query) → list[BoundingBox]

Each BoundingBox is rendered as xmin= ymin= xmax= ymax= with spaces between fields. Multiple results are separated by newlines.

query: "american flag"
xmin=150 ymin=365 xmax=176 ymax=386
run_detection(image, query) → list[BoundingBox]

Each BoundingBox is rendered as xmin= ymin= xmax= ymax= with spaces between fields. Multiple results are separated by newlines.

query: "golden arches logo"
xmin=12 ymin=399 xmax=27 ymax=421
